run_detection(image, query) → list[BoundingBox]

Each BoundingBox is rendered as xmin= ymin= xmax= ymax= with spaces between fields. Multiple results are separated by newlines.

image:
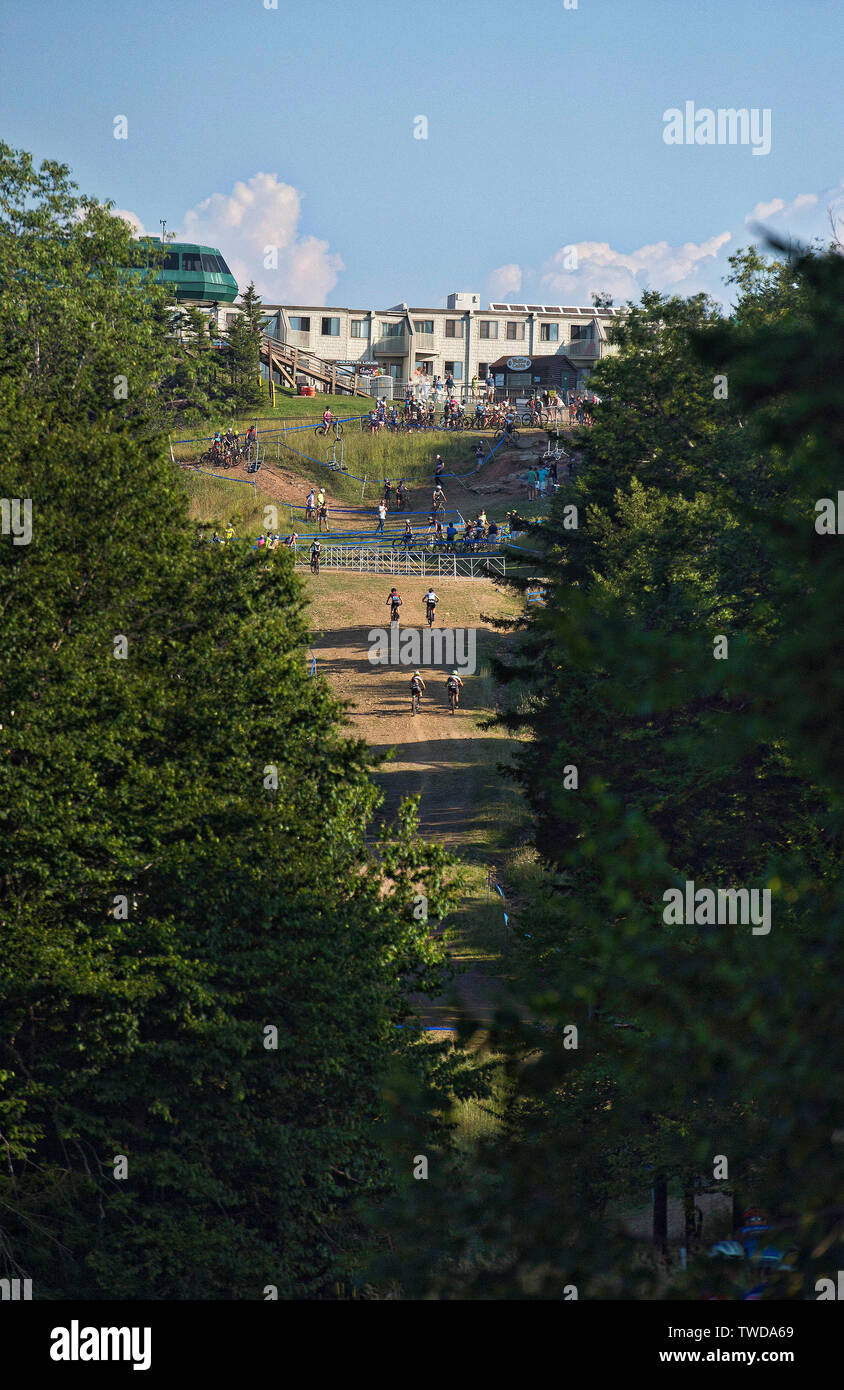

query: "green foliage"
xmin=0 ymin=148 xmax=458 ymax=1298
xmin=374 ymin=246 xmax=844 ymax=1297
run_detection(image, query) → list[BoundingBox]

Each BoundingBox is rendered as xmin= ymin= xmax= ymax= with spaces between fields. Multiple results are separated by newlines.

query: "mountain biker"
xmin=309 ymin=538 xmax=321 ymax=572
xmin=434 ymin=455 xmax=444 ymax=483
xmin=423 ymin=588 xmax=439 ymax=622
xmin=410 ymin=670 xmax=425 ymax=713
xmin=446 ymin=670 xmax=464 ymax=708
xmin=505 ymin=407 xmax=516 ymax=437
xmin=225 ymin=426 xmax=236 ymax=449
xmin=402 ymin=521 xmax=414 ymax=548
xmin=386 ymin=588 xmax=402 ymax=622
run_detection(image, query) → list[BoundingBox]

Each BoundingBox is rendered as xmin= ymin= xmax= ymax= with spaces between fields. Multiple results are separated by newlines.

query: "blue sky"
xmin=2 ymin=0 xmax=842 ymax=308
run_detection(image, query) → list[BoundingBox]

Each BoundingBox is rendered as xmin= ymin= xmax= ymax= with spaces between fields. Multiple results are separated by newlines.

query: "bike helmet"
xmin=708 ymin=1241 xmax=746 ymax=1259
xmin=413 ymin=671 xmax=420 ymax=677
xmin=451 ymin=670 xmax=459 ymax=677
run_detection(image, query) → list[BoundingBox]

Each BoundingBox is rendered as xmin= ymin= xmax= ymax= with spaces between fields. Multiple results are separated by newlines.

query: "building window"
xmin=444 ymin=360 xmax=463 ymax=381
xmin=505 ymin=321 xmax=526 ymax=341
xmin=350 ymin=319 xmax=369 ymax=338
xmin=444 ymin=319 xmax=464 ymax=338
xmin=380 ymin=322 xmax=404 ymax=338
xmin=290 ymin=316 xmax=310 ymax=332
xmin=540 ymin=323 xmax=559 ymax=342
xmin=479 ymin=321 xmax=498 ymax=339
xmin=477 ymin=362 xmax=488 ymax=377
xmin=321 ymin=316 xmax=340 ymax=336
xmin=570 ymin=323 xmax=593 ymax=340
xmin=414 ymin=319 xmax=434 ymax=333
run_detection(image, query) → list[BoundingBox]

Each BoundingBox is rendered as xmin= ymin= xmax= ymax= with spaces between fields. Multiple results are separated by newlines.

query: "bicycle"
xmin=426 ymin=602 xmax=436 ymax=628
xmin=389 ymin=605 xmax=401 ymax=628
xmin=494 ymin=425 xmax=520 ymax=444
xmin=310 ymin=552 xmax=320 ymax=574
xmin=447 ymin=684 xmax=458 ymax=715
xmin=314 ymin=421 xmax=344 ymax=440
xmin=411 ymin=688 xmax=421 ymax=716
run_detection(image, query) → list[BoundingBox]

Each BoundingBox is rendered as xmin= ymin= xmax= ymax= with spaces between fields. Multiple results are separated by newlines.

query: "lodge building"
xmin=254 ymin=292 xmax=623 ymax=395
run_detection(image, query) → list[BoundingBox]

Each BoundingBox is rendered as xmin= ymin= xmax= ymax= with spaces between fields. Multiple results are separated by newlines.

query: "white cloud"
xmin=747 ymin=198 xmax=785 ymax=222
xmin=177 ymin=172 xmax=344 ymax=302
xmin=539 ymin=233 xmax=732 ymax=304
xmin=487 ymin=263 xmax=522 ymax=298
xmin=111 ymin=208 xmax=146 ymax=235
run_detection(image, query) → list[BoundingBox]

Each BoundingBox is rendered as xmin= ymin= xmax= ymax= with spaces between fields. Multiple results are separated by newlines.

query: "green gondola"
xmin=132 ymin=237 xmax=239 ymax=304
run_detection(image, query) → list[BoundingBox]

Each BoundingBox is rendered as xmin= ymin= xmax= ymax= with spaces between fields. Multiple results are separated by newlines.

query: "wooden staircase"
xmin=259 ymin=335 xmax=369 ymax=397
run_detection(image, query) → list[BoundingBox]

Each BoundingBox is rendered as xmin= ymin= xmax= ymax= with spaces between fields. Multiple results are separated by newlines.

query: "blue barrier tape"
xmin=187 ymin=467 xmax=258 ymax=490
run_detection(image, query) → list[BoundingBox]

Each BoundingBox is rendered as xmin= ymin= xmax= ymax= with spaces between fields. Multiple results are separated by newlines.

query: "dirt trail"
xmin=307 ymin=574 xmax=523 ymax=1028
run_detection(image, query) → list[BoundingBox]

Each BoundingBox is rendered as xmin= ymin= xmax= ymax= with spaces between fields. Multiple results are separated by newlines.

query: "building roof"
xmin=260 ymin=302 xmax=622 ymax=318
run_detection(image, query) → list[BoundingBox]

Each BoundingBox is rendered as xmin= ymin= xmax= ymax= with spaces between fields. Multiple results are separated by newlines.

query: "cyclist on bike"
xmin=309 ymin=538 xmax=321 ymax=572
xmin=410 ymin=670 xmax=426 ymax=714
xmin=446 ymin=670 xmax=464 ymax=708
xmin=505 ymin=407 xmax=516 ymax=438
xmin=432 ymin=484 xmax=446 ymax=511
xmin=423 ymin=588 xmax=439 ymax=623
xmin=386 ymin=588 xmax=402 ymax=622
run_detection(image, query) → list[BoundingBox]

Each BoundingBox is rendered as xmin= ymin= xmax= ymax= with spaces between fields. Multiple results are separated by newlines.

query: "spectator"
xmin=375 ymin=501 xmax=387 ymax=535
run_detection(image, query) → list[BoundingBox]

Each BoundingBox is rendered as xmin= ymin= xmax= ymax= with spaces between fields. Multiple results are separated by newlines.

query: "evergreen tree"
xmin=0 ymin=147 xmax=457 ymax=1298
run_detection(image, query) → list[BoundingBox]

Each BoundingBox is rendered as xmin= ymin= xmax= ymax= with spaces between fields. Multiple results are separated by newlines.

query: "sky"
xmin=2 ymin=0 xmax=842 ymax=310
